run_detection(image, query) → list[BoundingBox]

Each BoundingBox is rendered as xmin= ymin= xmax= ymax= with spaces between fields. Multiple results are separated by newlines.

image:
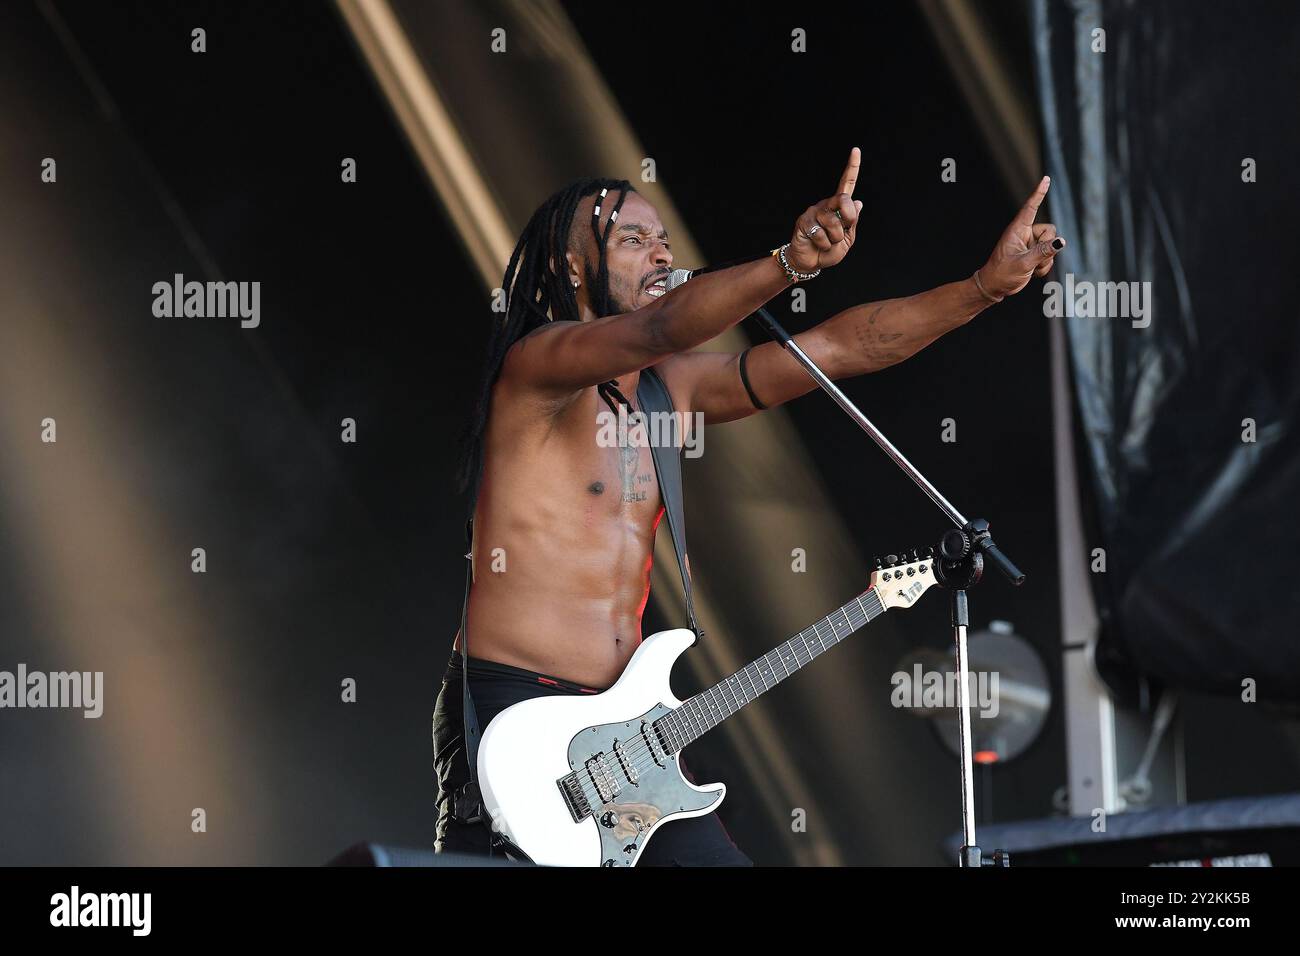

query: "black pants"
xmin=432 ymin=651 xmax=752 ymax=866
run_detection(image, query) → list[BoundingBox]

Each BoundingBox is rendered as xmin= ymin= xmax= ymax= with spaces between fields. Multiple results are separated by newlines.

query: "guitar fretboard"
xmin=654 ymin=587 xmax=887 ymax=754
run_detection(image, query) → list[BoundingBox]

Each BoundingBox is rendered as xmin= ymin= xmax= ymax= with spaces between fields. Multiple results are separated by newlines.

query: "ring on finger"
xmin=805 ymin=224 xmax=822 ymax=238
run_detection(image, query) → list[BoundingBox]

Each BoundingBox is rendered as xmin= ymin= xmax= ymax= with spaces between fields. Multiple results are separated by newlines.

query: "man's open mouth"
xmin=644 ymin=276 xmax=668 ymax=298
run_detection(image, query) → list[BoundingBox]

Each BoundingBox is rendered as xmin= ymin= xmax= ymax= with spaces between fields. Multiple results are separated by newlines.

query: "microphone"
xmin=666 ymin=268 xmax=695 ymax=291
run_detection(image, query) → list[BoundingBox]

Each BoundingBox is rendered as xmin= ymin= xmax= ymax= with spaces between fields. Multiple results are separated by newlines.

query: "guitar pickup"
xmin=642 ymin=720 xmax=668 ymax=766
xmin=585 ymin=753 xmax=621 ymax=803
xmin=612 ymin=739 xmax=639 ymax=786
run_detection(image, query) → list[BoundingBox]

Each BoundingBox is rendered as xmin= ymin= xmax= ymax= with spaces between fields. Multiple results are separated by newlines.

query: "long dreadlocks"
xmin=456 ymin=177 xmax=636 ymax=495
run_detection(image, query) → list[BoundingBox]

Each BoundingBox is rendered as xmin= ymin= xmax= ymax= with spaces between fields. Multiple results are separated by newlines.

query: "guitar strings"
xmin=573 ymin=592 xmax=885 ymax=804
xmin=566 ymin=591 xmax=887 ymax=812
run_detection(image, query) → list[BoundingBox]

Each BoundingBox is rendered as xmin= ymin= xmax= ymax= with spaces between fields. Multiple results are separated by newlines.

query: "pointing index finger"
xmin=836 ymin=146 xmax=861 ymax=198
xmin=1014 ymin=175 xmax=1051 ymax=229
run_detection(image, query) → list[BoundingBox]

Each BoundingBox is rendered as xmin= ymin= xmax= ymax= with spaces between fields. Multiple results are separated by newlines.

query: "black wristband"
xmin=738 ymin=347 xmax=768 ymax=410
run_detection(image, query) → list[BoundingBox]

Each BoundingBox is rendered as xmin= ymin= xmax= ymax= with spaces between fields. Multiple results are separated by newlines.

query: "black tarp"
xmin=1032 ymin=0 xmax=1300 ymax=702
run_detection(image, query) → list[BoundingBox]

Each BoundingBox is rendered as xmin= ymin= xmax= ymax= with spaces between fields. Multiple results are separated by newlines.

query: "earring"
xmin=573 ymin=281 xmax=580 ymax=289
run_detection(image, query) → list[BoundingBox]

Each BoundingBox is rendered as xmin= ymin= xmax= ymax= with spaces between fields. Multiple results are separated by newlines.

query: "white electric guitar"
xmin=476 ymin=550 xmax=939 ymax=866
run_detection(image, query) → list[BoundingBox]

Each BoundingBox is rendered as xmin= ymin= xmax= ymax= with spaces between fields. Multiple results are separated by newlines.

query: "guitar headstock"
xmin=870 ymin=549 xmax=938 ymax=610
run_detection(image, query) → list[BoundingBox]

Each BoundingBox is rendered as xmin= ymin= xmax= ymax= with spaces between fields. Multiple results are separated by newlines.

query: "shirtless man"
xmin=433 ymin=148 xmax=1064 ymax=864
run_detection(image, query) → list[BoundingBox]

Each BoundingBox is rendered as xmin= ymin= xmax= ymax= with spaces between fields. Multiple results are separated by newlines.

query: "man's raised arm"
xmin=503 ymin=148 xmax=864 ymax=396
xmin=665 ymin=176 xmax=1067 ymax=423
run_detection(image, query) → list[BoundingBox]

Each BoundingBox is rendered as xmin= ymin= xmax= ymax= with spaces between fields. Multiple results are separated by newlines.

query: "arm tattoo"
xmin=852 ymin=303 xmax=906 ymax=368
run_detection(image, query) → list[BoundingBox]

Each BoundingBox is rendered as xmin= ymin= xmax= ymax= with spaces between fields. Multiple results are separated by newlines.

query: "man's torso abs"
xmin=455 ymin=368 xmax=679 ymax=689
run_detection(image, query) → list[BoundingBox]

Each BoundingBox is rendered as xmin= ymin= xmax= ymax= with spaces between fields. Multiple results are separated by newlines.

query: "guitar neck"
xmin=654 ymin=586 xmax=888 ymax=754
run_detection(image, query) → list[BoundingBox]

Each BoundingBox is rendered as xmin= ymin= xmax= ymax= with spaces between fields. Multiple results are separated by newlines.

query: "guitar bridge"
xmin=557 ymin=771 xmax=592 ymax=823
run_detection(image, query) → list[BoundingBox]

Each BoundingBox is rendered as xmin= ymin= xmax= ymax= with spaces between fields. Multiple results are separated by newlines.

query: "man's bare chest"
xmin=583 ymin=433 xmax=662 ymax=520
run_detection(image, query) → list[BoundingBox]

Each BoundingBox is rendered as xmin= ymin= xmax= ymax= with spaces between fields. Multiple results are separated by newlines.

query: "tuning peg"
xmin=885 ymin=554 xmax=899 ymax=567
xmin=873 ymin=556 xmax=883 ymax=570
xmin=909 ymin=547 xmax=921 ymax=561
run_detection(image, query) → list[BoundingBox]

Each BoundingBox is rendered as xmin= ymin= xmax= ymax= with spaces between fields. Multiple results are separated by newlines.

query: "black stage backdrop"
xmin=1033 ymin=0 xmax=1300 ymax=704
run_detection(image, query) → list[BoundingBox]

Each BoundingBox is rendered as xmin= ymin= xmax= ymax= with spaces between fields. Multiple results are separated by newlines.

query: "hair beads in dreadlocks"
xmin=590 ymin=185 xmax=633 ymax=418
xmin=456 ymin=178 xmax=635 ymax=494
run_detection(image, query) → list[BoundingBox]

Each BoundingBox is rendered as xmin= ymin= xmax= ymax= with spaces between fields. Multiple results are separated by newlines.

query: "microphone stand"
xmin=752 ymin=305 xmax=1019 ymax=868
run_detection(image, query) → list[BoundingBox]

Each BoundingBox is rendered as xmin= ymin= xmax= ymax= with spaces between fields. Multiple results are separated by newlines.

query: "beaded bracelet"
xmin=770 ymin=243 xmax=821 ymax=283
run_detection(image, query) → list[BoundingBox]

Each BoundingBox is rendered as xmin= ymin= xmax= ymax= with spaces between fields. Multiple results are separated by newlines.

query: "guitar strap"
xmin=636 ymin=366 xmax=701 ymax=638
xmin=451 ymin=365 xmax=699 ymax=844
